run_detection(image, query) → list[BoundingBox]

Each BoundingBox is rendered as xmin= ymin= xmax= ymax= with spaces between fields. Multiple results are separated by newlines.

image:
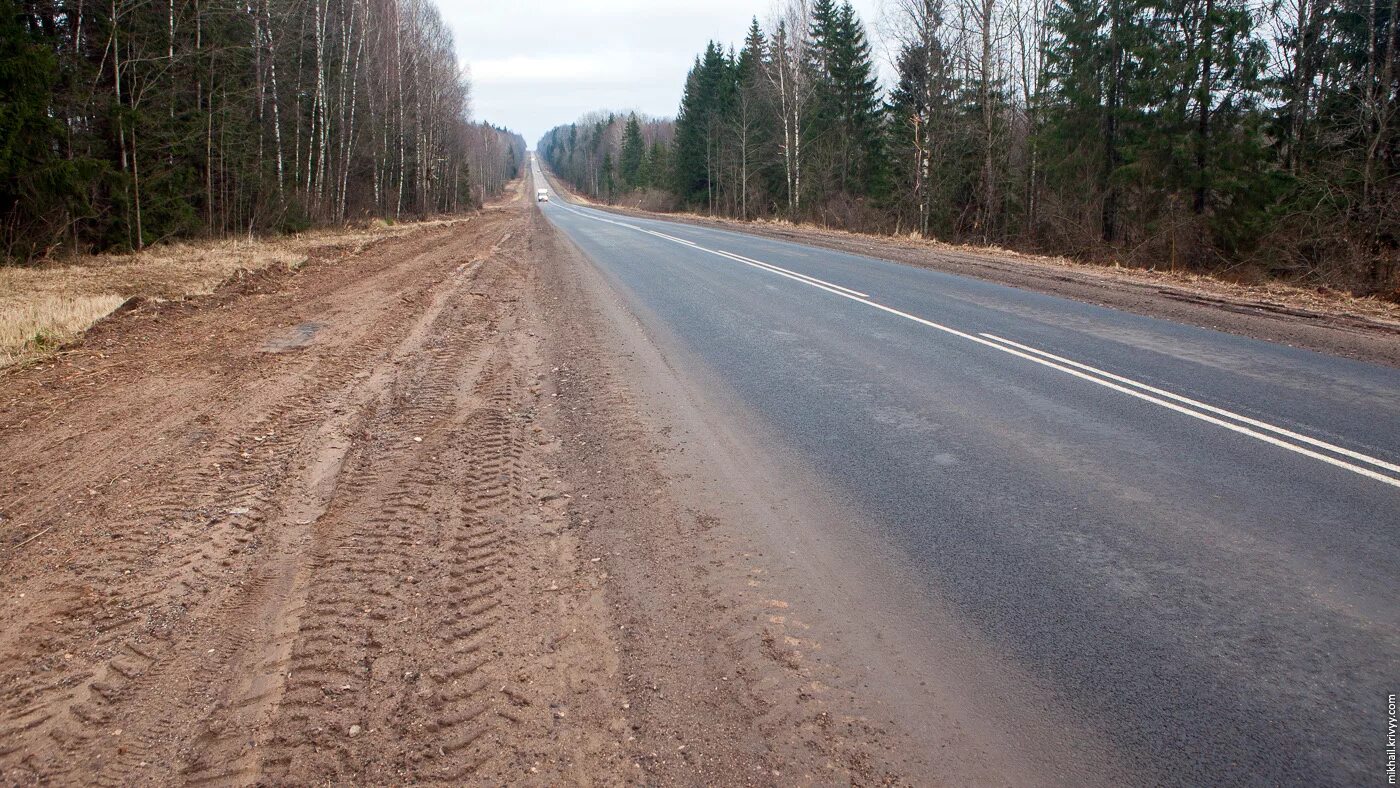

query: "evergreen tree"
xmin=672 ymin=54 xmax=711 ymax=204
xmin=1148 ymin=0 xmax=1268 ymax=218
xmin=1249 ymin=0 xmax=1397 ymax=281
xmin=539 ymin=112 xmax=675 ymax=200
xmin=644 ymin=139 xmax=670 ymax=188
xmin=733 ymin=18 xmax=777 ymax=218
xmin=1040 ymin=0 xmax=1149 ymax=242
xmin=619 ymin=113 xmax=645 ymax=189
xmin=1 ymin=0 xmax=522 ymax=260
xmin=672 ymin=42 xmax=735 ymax=209
xmin=0 ymin=1 xmax=86 ymax=258
xmin=549 ymin=0 xmax=1394 ymax=288
xmin=809 ymin=1 xmax=886 ymax=198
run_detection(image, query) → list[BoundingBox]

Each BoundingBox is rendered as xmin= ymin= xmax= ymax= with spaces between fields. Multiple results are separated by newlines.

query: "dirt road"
xmin=0 ymin=198 xmax=916 ymax=784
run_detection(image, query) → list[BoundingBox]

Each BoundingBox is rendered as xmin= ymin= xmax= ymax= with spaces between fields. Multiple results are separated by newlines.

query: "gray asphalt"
xmin=532 ymin=161 xmax=1400 ymax=785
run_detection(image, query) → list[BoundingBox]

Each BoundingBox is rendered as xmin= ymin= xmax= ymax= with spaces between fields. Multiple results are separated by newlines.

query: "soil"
xmin=0 ymin=194 xmax=919 ymax=784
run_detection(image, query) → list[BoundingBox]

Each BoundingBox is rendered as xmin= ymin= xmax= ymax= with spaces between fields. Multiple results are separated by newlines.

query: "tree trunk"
xmin=979 ymin=0 xmax=996 ymax=241
xmin=1194 ymin=0 xmax=1215 ymax=215
xmin=1102 ymin=0 xmax=1123 ymax=243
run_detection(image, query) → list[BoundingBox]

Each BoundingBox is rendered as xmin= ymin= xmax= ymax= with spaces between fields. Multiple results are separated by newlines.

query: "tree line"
xmin=1 ymin=0 xmax=524 ymax=261
xmin=536 ymin=111 xmax=674 ymax=205
xmin=540 ymin=0 xmax=1398 ymax=291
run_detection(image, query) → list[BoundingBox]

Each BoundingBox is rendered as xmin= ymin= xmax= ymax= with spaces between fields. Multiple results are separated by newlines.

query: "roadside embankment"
xmin=0 ymin=217 xmax=473 ymax=369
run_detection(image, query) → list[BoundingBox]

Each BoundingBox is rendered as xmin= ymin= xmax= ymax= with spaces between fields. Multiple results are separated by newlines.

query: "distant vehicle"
xmin=536 ymin=188 xmax=549 ymax=202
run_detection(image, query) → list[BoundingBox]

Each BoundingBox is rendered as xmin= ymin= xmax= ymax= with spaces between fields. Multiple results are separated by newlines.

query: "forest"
xmin=538 ymin=0 xmax=1399 ymax=293
xmin=1 ymin=0 xmax=524 ymax=261
xmin=537 ymin=111 xmax=675 ymax=209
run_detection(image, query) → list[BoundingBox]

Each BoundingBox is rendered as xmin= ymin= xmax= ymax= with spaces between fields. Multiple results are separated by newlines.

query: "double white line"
xmin=552 ymin=202 xmax=868 ymax=298
xmin=547 ymin=200 xmax=1400 ymax=490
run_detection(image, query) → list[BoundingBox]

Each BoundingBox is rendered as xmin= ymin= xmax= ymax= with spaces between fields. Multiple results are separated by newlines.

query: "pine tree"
xmin=733 ymin=18 xmax=776 ymax=218
xmin=0 ymin=1 xmax=80 ymax=258
xmin=619 ymin=113 xmax=645 ymax=189
xmin=1151 ymin=0 xmax=1267 ymax=217
xmin=672 ymin=54 xmax=711 ymax=204
xmin=2 ymin=0 xmax=519 ymax=260
xmin=644 ymin=139 xmax=670 ymax=188
xmin=671 ymin=42 xmax=735 ymax=209
xmin=1040 ymin=0 xmax=1149 ymax=242
xmin=809 ymin=1 xmax=886 ymax=198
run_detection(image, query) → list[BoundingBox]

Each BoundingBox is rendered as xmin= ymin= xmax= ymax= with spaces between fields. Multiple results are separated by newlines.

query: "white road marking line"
xmin=546 ymin=194 xmax=1400 ymax=490
xmin=552 ymin=202 xmax=869 ymax=297
xmin=980 ymin=332 xmax=1400 ymax=477
xmin=707 ymin=249 xmax=870 ymax=298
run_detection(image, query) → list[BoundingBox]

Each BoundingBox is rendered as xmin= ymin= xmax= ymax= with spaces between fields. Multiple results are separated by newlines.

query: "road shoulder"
xmin=530 ymin=202 xmax=1138 ymax=784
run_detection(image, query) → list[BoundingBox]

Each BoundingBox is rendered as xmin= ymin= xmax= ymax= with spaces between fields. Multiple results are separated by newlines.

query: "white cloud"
xmin=438 ymin=0 xmax=885 ymax=145
xmin=471 ymin=51 xmax=679 ymax=86
xmin=472 ymin=56 xmax=621 ymax=85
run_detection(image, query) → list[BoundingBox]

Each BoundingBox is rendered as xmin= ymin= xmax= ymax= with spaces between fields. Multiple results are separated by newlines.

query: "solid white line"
xmin=709 ymin=249 xmax=870 ymax=298
xmin=849 ymin=299 xmax=1400 ymax=490
xmin=544 ymin=191 xmax=1400 ymax=490
xmin=979 ymin=332 xmax=1400 ymax=477
xmin=704 ymin=249 xmax=870 ymax=298
xmin=554 ymin=201 xmax=870 ymax=297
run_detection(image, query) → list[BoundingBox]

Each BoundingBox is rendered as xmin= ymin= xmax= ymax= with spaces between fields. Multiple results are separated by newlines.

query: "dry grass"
xmin=0 ymin=294 xmax=128 ymax=365
xmin=0 ymin=218 xmax=463 ymax=368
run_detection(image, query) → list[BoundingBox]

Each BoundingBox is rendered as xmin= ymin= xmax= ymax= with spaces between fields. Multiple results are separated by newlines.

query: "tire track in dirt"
xmin=0 ymin=224 xmax=462 ymax=531
xmin=0 ymin=207 xmax=618 ymax=785
xmin=0 ymin=228 xmax=475 ymax=778
xmin=240 ymin=279 xmax=527 ymax=783
xmin=160 ymin=259 xmax=505 ymax=786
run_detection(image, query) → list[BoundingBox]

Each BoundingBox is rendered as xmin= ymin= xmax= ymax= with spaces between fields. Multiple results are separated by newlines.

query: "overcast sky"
xmin=438 ymin=0 xmax=886 ymax=147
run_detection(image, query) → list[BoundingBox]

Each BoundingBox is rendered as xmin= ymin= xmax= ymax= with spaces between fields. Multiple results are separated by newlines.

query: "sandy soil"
xmin=0 ymin=193 xmax=916 ymax=784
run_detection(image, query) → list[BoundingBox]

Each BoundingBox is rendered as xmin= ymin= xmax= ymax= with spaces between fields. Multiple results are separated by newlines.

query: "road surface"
xmin=533 ymin=157 xmax=1400 ymax=785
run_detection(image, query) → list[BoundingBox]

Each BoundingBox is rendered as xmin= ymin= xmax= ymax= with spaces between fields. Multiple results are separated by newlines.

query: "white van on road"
xmin=536 ymin=188 xmax=549 ymax=202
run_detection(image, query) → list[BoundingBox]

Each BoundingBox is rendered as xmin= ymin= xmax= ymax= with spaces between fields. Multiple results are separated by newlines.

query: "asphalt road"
xmin=532 ymin=160 xmax=1400 ymax=785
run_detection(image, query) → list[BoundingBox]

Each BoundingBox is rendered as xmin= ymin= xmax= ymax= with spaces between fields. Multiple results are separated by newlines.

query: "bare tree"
xmin=766 ymin=0 xmax=814 ymax=214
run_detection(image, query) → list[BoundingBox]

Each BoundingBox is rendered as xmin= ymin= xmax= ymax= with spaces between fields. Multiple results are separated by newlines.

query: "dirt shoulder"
xmin=542 ymin=172 xmax=1400 ymax=368
xmin=0 ymin=193 xmax=917 ymax=782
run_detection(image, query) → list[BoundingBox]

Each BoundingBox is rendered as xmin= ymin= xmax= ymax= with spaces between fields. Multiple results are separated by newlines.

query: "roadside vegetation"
xmin=0 ymin=0 xmax=524 ymax=261
xmin=538 ymin=0 xmax=1399 ymax=296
